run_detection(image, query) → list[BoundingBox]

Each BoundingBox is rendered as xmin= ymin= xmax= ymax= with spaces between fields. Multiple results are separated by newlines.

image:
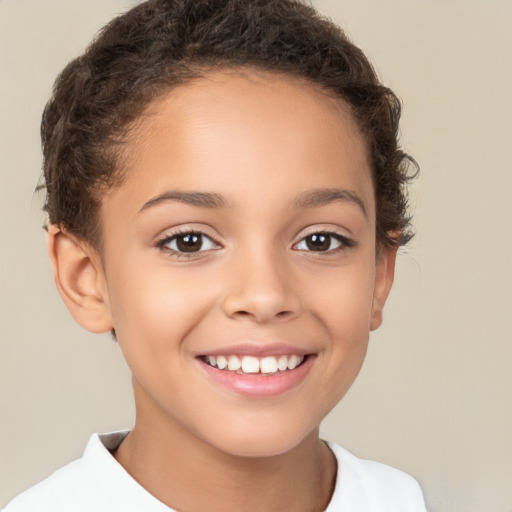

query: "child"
xmin=3 ymin=0 xmax=426 ymax=510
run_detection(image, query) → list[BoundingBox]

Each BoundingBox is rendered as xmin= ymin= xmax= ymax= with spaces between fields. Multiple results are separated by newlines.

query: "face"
xmin=95 ymin=71 xmax=394 ymax=457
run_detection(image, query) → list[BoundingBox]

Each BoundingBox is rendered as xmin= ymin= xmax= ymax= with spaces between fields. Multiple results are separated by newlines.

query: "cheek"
xmin=106 ymin=265 xmax=215 ymax=361
xmin=303 ymin=258 xmax=376 ymax=392
xmin=106 ymin=269 xmax=214 ymax=416
xmin=304 ymin=259 xmax=377 ymax=332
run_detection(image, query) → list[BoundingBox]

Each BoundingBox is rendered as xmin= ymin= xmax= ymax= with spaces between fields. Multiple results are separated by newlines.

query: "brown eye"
xmin=176 ymin=233 xmax=203 ymax=252
xmin=295 ymin=232 xmax=350 ymax=252
xmin=159 ymin=232 xmax=218 ymax=253
xmin=305 ymin=233 xmax=331 ymax=251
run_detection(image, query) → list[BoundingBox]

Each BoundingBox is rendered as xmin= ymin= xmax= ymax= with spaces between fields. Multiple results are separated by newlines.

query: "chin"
xmin=202 ymin=421 xmax=317 ymax=459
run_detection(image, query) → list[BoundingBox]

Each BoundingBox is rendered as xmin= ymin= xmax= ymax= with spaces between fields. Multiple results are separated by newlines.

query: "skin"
xmin=48 ymin=70 xmax=396 ymax=511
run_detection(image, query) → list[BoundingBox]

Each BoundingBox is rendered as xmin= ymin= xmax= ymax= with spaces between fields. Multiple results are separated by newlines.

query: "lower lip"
xmin=197 ymin=356 xmax=315 ymax=398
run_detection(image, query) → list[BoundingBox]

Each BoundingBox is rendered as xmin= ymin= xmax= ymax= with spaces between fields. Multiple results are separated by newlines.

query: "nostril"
xmin=223 ymin=289 xmax=301 ymax=323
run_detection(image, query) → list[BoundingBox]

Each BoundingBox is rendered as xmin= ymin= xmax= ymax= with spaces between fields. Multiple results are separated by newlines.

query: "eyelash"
xmin=294 ymin=231 xmax=355 ymax=253
xmin=154 ymin=229 xmax=355 ymax=258
xmin=155 ymin=229 xmax=221 ymax=259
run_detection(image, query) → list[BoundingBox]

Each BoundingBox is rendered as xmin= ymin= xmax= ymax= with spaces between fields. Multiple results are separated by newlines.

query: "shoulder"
xmin=326 ymin=442 xmax=426 ymax=512
xmin=2 ymin=431 xmax=171 ymax=512
xmin=2 ymin=431 xmax=150 ymax=512
xmin=2 ymin=456 xmax=92 ymax=512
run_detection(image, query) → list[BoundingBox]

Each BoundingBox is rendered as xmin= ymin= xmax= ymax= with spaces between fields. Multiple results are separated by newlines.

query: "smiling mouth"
xmin=199 ymin=354 xmax=308 ymax=375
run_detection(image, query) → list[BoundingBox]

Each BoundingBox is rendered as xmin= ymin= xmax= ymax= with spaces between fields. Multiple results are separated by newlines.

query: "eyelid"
xmin=154 ymin=224 xmax=222 ymax=245
xmin=154 ymin=227 xmax=222 ymax=256
xmin=294 ymin=224 xmax=354 ymax=241
xmin=292 ymin=228 xmax=356 ymax=252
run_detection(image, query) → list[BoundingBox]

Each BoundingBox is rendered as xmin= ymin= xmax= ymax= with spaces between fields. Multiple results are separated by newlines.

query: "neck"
xmin=114 ymin=386 xmax=336 ymax=511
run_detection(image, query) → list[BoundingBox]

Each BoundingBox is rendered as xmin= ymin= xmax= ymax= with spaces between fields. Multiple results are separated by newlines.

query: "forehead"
xmin=107 ymin=70 xmax=374 ymax=221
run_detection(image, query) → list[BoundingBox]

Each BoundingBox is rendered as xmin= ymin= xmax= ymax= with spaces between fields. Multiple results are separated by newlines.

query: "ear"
xmin=370 ymin=245 xmax=398 ymax=331
xmin=47 ymin=224 xmax=113 ymax=334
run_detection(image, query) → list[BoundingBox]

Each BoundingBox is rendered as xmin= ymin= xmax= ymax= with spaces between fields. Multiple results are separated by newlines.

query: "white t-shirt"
xmin=3 ymin=431 xmax=426 ymax=511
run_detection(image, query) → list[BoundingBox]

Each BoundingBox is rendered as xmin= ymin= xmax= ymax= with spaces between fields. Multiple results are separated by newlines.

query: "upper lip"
xmin=195 ymin=343 xmax=313 ymax=358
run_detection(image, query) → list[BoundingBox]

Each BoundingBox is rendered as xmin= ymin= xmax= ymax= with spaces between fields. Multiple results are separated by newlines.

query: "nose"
xmin=221 ymin=248 xmax=301 ymax=324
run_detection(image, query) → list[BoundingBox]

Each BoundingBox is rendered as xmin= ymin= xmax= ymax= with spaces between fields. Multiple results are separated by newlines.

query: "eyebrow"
xmin=139 ymin=191 xmax=229 ymax=212
xmin=139 ymin=187 xmax=367 ymax=217
xmin=292 ymin=188 xmax=367 ymax=217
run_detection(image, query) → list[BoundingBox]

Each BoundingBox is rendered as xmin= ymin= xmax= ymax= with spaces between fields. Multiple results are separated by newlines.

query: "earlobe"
xmin=47 ymin=224 xmax=113 ymax=334
xmin=370 ymin=245 xmax=397 ymax=331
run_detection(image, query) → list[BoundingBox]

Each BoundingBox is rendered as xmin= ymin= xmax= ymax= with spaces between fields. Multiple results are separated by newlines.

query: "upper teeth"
xmin=204 ymin=354 xmax=305 ymax=374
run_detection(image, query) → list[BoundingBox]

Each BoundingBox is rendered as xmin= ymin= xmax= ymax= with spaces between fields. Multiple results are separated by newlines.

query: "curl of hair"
xmin=41 ymin=0 xmax=418 ymax=249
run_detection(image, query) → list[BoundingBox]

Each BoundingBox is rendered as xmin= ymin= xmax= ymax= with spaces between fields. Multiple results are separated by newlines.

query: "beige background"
xmin=1 ymin=1 xmax=511 ymax=510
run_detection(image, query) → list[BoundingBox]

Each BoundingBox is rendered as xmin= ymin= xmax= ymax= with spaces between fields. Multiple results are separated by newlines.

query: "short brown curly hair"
xmin=41 ymin=0 xmax=417 ymax=249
